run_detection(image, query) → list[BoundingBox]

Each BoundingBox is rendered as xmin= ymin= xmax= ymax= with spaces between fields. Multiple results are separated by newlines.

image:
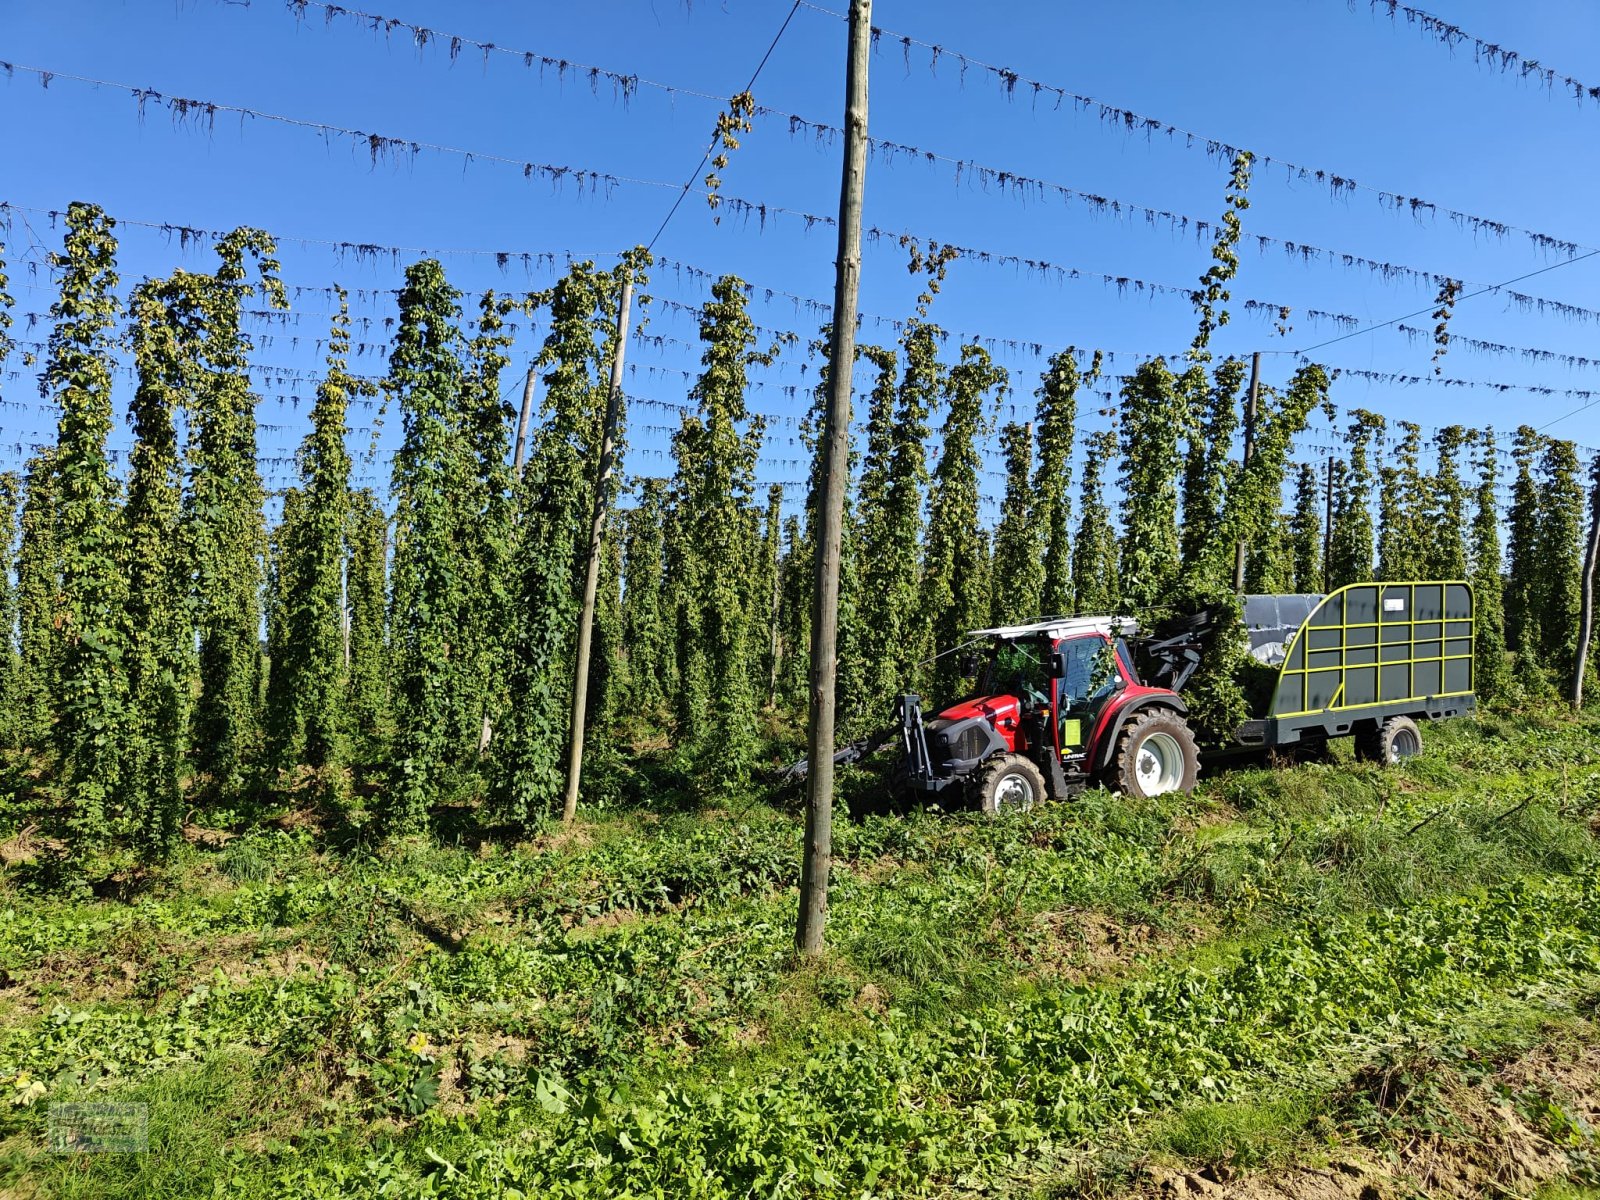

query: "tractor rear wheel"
xmin=1355 ymin=716 xmax=1423 ymax=766
xmin=976 ymin=754 xmax=1046 ymax=817
xmin=1110 ymin=710 xmax=1199 ymax=798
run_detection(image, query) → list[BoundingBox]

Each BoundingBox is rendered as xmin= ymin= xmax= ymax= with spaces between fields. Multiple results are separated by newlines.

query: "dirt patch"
xmin=527 ymin=826 xmax=595 ymax=856
xmin=1144 ymin=1159 xmax=1388 ymax=1200
xmin=11 ymin=930 xmax=324 ymax=1014
xmin=1499 ymin=1037 xmax=1600 ymax=1128
xmin=182 ymin=823 xmax=237 ymax=849
xmin=0 ymin=824 xmax=61 ymax=867
xmin=1018 ymin=909 xmax=1195 ymax=984
xmin=1134 ymin=1026 xmax=1600 ymax=1200
xmin=563 ymin=904 xmax=641 ymax=934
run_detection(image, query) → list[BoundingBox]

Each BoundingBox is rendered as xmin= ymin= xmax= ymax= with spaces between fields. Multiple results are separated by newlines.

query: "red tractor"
xmin=892 ymin=614 xmax=1201 ymax=812
xmin=785 ymin=583 xmax=1478 ymax=813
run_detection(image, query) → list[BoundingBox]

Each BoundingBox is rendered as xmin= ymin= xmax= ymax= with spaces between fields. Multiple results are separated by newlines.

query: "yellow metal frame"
xmin=1271 ymin=580 xmax=1475 ymax=719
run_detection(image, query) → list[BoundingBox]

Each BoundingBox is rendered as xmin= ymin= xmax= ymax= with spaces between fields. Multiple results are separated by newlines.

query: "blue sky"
xmin=3 ymin=0 xmax=1598 ymax=521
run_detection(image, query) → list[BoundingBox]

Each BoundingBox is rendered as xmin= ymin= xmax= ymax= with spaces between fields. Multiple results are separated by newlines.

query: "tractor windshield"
xmin=1056 ymin=634 xmax=1124 ymax=756
xmin=983 ymin=638 xmax=1051 ymax=708
xmin=1058 ymin=635 xmax=1121 ymax=707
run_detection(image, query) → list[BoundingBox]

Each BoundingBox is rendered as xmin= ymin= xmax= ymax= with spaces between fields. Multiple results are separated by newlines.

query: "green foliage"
xmin=1535 ymin=435 xmax=1584 ymax=680
xmin=0 ymin=472 xmax=19 ymax=750
xmin=775 ymin=513 xmax=811 ymax=710
xmin=798 ymin=338 xmax=869 ymax=732
xmin=1118 ymin=359 xmax=1186 ymax=608
xmin=265 ymin=291 xmax=368 ymax=779
xmin=346 ymin=488 xmax=390 ymax=752
xmin=1426 ymin=425 xmax=1470 ymax=579
xmin=1033 ymin=349 xmax=1084 ymax=615
xmin=1506 ymin=425 xmax=1544 ymax=668
xmin=1327 ymin=409 xmax=1385 ymax=587
xmin=990 ymin=421 xmax=1042 ymax=625
xmin=755 ymin=483 xmax=785 ymax=705
xmin=1172 ymin=580 xmax=1251 ymax=741
xmin=386 ymin=258 xmax=473 ymax=832
xmin=620 ymin=479 xmax=671 ymax=724
xmin=1244 ymin=514 xmax=1295 ymax=593
xmin=1180 ymin=357 xmax=1245 ymax=570
xmin=187 ymin=228 xmax=287 ymax=794
xmin=587 ymin=513 xmax=627 ymax=744
xmin=1155 ymin=1095 xmax=1314 ymax=1171
xmin=6 ymin=708 xmax=1600 ymax=1198
xmin=455 ymin=291 xmax=520 ymax=753
xmin=122 ymin=273 xmax=201 ymax=857
xmin=669 ymin=275 xmax=769 ymax=790
xmin=45 ymin=202 xmax=130 ymax=871
xmin=1073 ymin=427 xmax=1120 ymax=614
xmin=924 ymin=344 xmax=1006 ymax=694
xmin=856 ymin=322 xmax=938 ymax=700
xmin=1377 ymin=420 xmax=1428 ymax=580
xmin=1190 ymin=152 xmax=1252 ymax=356
xmin=1470 ymin=431 xmax=1510 ymax=699
xmin=14 ymin=449 xmax=60 ymax=750
xmin=1217 ymin=364 xmax=1330 ymax=587
xmin=1289 ymin=462 xmax=1323 ymax=593
xmin=496 ymin=259 xmax=634 ymax=823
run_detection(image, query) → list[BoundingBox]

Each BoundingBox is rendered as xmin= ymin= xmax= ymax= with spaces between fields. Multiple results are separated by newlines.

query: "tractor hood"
xmin=935 ymin=694 xmax=1021 ymax=728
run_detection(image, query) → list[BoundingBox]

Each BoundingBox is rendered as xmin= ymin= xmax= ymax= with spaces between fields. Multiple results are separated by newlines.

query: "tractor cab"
xmin=974 ymin=626 xmax=1123 ymax=761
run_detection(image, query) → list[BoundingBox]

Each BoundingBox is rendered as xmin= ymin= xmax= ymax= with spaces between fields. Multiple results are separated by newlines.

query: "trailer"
xmin=1233 ymin=581 xmax=1476 ymax=760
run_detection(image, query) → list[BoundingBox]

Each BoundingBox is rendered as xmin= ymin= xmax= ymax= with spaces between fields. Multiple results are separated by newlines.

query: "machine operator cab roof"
xmin=969 ymin=616 xmax=1140 ymax=642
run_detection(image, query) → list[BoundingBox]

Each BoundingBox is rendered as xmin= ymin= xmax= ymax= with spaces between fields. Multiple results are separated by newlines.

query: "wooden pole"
xmin=1322 ymin=454 xmax=1334 ymax=593
xmin=797 ymin=0 xmax=870 ymax=956
xmin=513 ymin=364 xmax=536 ymax=476
xmin=768 ymin=532 xmax=784 ymax=706
xmin=1572 ymin=455 xmax=1600 ymax=708
xmin=561 ymin=277 xmax=634 ymax=824
xmin=1232 ymin=350 xmax=1261 ymax=593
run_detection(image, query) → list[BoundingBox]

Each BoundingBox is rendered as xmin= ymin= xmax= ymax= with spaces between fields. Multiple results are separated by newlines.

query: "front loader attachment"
xmin=773 ymin=721 xmax=896 ymax=785
xmin=772 ymin=693 xmax=944 ymax=790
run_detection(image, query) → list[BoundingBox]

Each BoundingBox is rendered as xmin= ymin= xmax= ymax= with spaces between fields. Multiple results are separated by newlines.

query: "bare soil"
xmin=1137 ymin=1029 xmax=1600 ymax=1200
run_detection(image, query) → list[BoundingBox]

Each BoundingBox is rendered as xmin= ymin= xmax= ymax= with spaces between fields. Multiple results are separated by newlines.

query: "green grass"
xmin=1151 ymin=1095 xmax=1318 ymax=1171
xmin=1 ymin=707 xmax=1598 ymax=1197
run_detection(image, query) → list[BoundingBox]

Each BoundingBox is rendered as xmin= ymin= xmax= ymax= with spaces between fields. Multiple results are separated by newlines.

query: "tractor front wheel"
xmin=976 ymin=754 xmax=1046 ymax=817
xmin=1110 ymin=710 xmax=1199 ymax=798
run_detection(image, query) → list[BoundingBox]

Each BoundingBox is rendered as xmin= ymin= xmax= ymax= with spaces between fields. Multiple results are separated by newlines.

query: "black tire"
xmin=1109 ymin=709 xmax=1200 ymax=798
xmin=975 ymin=753 xmax=1047 ymax=817
xmin=1355 ymin=716 xmax=1423 ymax=766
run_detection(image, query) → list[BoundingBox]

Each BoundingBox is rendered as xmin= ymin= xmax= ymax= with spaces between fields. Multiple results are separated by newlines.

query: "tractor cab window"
xmin=1056 ymin=635 xmax=1123 ymax=755
xmin=983 ymin=639 xmax=1051 ymax=709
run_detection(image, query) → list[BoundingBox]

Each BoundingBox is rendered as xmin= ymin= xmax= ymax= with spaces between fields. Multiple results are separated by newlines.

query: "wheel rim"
xmin=1389 ymin=728 xmax=1420 ymax=762
xmin=1135 ymin=732 xmax=1184 ymax=795
xmin=994 ymin=772 xmax=1036 ymax=812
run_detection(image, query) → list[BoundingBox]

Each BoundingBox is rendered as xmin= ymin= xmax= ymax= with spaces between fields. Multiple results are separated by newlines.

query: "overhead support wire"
xmin=791 ymin=1 xmax=1593 ymax=257
xmin=644 ymin=0 xmax=803 ymax=253
xmin=1285 ymin=249 xmax=1600 ymax=357
xmin=9 ymin=60 xmax=1600 ymax=322
xmin=1357 ymin=0 xmax=1600 ymax=107
xmin=184 ymin=0 xmax=1599 ymax=265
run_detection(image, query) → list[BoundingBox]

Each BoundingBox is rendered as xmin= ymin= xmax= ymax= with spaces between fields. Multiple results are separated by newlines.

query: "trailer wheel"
xmin=976 ymin=754 xmax=1046 ymax=817
xmin=1110 ymin=710 xmax=1199 ymax=798
xmin=1355 ymin=716 xmax=1423 ymax=766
